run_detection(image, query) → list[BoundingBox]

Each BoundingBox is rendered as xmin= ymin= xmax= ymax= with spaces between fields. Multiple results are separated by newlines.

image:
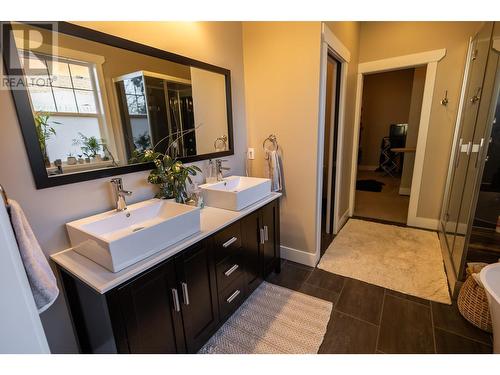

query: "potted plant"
xmin=145 ymin=152 xmax=201 ymax=203
xmin=77 ymin=154 xmax=84 ymax=164
xmin=141 ymin=128 xmax=201 ymax=203
xmin=67 ymin=153 xmax=77 ymax=165
xmin=34 ymin=112 xmax=57 ymax=167
xmin=73 ymin=133 xmax=103 ymax=162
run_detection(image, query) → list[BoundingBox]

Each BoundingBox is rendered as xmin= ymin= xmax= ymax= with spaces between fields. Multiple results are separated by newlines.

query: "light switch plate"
xmin=247 ymin=148 xmax=255 ymax=160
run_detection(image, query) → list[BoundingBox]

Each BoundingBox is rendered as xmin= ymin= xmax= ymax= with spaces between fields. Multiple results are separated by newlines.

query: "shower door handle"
xmin=474 ymin=138 xmax=485 ymax=168
xmin=455 ymin=139 xmax=463 ymax=169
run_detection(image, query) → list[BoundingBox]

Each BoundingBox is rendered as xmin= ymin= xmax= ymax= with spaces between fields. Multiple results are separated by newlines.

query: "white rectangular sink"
xmin=66 ymin=199 xmax=200 ymax=272
xmin=200 ymin=176 xmax=271 ymax=211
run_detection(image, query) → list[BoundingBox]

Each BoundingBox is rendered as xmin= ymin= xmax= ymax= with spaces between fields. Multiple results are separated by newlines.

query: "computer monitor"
xmin=389 ymin=123 xmax=408 ymax=148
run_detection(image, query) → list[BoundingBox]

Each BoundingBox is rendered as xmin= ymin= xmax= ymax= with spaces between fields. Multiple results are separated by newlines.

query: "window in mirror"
xmin=19 ymin=50 xmax=116 ymax=174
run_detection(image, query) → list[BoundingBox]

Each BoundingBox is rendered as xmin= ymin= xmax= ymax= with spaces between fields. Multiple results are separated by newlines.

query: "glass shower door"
xmin=441 ymin=22 xmax=494 ymax=276
xmin=452 ymin=23 xmax=500 ymax=270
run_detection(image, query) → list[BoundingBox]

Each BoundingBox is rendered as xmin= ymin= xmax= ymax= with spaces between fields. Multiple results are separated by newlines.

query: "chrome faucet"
xmin=215 ymin=159 xmax=230 ymax=181
xmin=110 ymin=178 xmax=132 ymax=211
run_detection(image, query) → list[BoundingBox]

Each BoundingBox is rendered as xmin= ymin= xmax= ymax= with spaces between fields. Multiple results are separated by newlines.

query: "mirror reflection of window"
xmin=20 ymin=50 xmax=114 ymax=174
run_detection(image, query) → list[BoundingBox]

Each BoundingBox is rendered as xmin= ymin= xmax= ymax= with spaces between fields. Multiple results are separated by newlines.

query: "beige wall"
xmin=358 ymin=21 xmax=482 ymax=219
xmin=401 ymin=66 xmax=426 ymax=191
xmin=191 ymin=67 xmax=229 ymax=154
xmin=324 ymin=22 xmax=361 ymax=218
xmin=360 ymin=68 xmax=415 ymax=167
xmin=0 ymin=21 xmax=247 ymax=353
xmin=243 ymin=22 xmax=322 ymax=254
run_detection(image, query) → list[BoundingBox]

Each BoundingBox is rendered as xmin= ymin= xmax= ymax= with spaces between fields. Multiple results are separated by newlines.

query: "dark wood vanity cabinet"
xmin=174 ymin=241 xmax=219 ymax=352
xmin=261 ymin=200 xmax=280 ymax=276
xmin=59 ymin=198 xmax=280 ymax=354
xmin=113 ymin=260 xmax=185 ymax=354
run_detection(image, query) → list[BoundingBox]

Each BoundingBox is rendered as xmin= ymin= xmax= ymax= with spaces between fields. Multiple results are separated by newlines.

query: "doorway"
xmin=320 ymin=54 xmax=342 ymax=253
xmin=353 ymin=67 xmax=426 ymax=224
xmin=349 ymin=49 xmax=445 ymax=229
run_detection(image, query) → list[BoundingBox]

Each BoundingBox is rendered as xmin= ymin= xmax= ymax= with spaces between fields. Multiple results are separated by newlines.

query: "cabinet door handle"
xmin=171 ymin=288 xmax=180 ymax=312
xmin=260 ymin=228 xmax=265 ymax=244
xmin=226 ymin=289 xmax=240 ymax=304
xmin=181 ymin=282 xmax=190 ymax=305
xmin=222 ymin=237 xmax=237 ymax=248
xmin=264 ymin=225 xmax=269 ymax=241
xmin=224 ymin=264 xmax=239 ymax=277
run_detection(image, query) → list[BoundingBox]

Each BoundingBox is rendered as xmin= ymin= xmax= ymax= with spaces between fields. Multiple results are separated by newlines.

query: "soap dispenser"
xmin=206 ymin=159 xmax=217 ymax=184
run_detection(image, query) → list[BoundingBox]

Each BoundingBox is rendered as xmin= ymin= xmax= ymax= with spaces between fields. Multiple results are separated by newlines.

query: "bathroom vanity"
xmin=51 ymin=194 xmax=281 ymax=353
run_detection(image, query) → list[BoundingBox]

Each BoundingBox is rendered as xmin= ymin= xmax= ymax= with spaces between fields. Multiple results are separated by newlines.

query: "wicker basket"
xmin=457 ymin=275 xmax=492 ymax=333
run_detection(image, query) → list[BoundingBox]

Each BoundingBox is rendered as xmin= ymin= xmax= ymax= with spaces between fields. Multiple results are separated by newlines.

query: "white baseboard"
xmin=280 ymin=245 xmax=318 ymax=267
xmin=335 ymin=209 xmax=350 ymax=234
xmin=399 ymin=187 xmax=411 ymax=196
xmin=358 ymin=165 xmax=379 ymax=171
xmin=407 ymin=216 xmax=439 ymax=230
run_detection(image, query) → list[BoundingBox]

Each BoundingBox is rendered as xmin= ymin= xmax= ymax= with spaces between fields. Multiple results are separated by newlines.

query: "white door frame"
xmin=314 ymin=24 xmax=351 ymax=264
xmin=348 ymin=49 xmax=446 ymax=229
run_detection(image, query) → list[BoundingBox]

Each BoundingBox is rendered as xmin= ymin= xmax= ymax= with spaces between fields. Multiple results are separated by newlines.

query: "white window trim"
xmin=14 ymin=34 xmax=119 ymax=161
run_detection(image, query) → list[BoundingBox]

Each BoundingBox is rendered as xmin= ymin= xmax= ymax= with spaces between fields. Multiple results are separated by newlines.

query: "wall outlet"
xmin=247 ymin=148 xmax=255 ymax=160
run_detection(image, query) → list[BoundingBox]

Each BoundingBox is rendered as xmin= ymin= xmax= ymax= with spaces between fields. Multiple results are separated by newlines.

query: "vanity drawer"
xmin=216 ymin=253 xmax=244 ymax=292
xmin=219 ymin=275 xmax=246 ymax=320
xmin=213 ymin=221 xmax=242 ymax=262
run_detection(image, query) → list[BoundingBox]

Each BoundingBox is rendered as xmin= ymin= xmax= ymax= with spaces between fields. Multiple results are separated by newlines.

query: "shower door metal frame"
xmin=439 ymin=22 xmax=499 ymax=292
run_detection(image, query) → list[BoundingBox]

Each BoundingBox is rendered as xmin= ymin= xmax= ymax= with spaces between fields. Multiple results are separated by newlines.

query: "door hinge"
xmin=471 ymin=49 xmax=478 ymax=61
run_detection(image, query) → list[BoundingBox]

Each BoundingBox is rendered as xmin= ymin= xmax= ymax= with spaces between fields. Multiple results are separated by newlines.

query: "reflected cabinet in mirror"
xmin=2 ymin=22 xmax=233 ymax=188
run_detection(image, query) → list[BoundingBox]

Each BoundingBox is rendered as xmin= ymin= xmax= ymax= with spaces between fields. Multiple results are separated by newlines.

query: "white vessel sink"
xmin=66 ymin=199 xmax=200 ymax=272
xmin=200 ymin=176 xmax=271 ymax=211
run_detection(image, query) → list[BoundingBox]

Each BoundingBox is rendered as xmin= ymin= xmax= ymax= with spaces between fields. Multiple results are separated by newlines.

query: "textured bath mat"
xmin=198 ymin=282 xmax=332 ymax=354
xmin=318 ymin=219 xmax=451 ymax=304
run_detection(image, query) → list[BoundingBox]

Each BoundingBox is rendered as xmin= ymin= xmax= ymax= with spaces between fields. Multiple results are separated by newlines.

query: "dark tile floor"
xmin=266 ymin=260 xmax=493 ymax=354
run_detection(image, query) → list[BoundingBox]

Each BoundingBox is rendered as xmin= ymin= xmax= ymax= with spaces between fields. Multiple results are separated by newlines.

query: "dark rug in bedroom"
xmin=356 ymin=179 xmax=385 ymax=192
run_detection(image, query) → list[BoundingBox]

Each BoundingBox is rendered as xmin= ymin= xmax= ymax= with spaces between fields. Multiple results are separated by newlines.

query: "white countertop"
xmin=51 ymin=193 xmax=281 ymax=294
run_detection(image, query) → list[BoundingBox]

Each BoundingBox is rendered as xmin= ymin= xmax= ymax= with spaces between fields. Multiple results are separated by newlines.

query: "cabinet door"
xmin=241 ymin=210 xmax=262 ymax=293
xmin=262 ymin=200 xmax=280 ymax=276
xmin=116 ymin=260 xmax=185 ymax=354
xmin=175 ymin=240 xmax=219 ymax=353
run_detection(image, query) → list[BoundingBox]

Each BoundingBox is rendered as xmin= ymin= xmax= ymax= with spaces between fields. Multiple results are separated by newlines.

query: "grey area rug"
xmin=318 ymin=219 xmax=451 ymax=304
xmin=199 ymin=282 xmax=332 ymax=354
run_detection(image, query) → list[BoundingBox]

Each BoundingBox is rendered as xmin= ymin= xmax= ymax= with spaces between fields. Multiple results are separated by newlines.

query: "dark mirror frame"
xmin=2 ymin=21 xmax=234 ymax=189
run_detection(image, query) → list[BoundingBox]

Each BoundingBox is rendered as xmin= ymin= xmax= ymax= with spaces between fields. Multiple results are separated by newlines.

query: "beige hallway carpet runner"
xmin=198 ymin=282 xmax=332 ymax=354
xmin=318 ymin=219 xmax=451 ymax=304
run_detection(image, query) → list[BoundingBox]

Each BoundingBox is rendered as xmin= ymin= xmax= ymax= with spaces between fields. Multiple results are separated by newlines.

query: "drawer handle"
xmin=181 ymin=282 xmax=190 ymax=305
xmin=264 ymin=225 xmax=269 ymax=241
xmin=226 ymin=289 xmax=240 ymax=304
xmin=223 ymin=236 xmax=238 ymax=248
xmin=224 ymin=264 xmax=239 ymax=277
xmin=171 ymin=288 xmax=180 ymax=312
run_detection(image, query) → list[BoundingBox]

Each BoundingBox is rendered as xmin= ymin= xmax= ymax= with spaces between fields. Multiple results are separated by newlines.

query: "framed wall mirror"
xmin=2 ymin=22 xmax=234 ymax=188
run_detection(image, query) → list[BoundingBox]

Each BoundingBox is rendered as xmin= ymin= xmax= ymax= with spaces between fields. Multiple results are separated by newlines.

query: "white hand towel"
xmin=268 ymin=150 xmax=283 ymax=192
xmin=8 ymin=199 xmax=59 ymax=313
